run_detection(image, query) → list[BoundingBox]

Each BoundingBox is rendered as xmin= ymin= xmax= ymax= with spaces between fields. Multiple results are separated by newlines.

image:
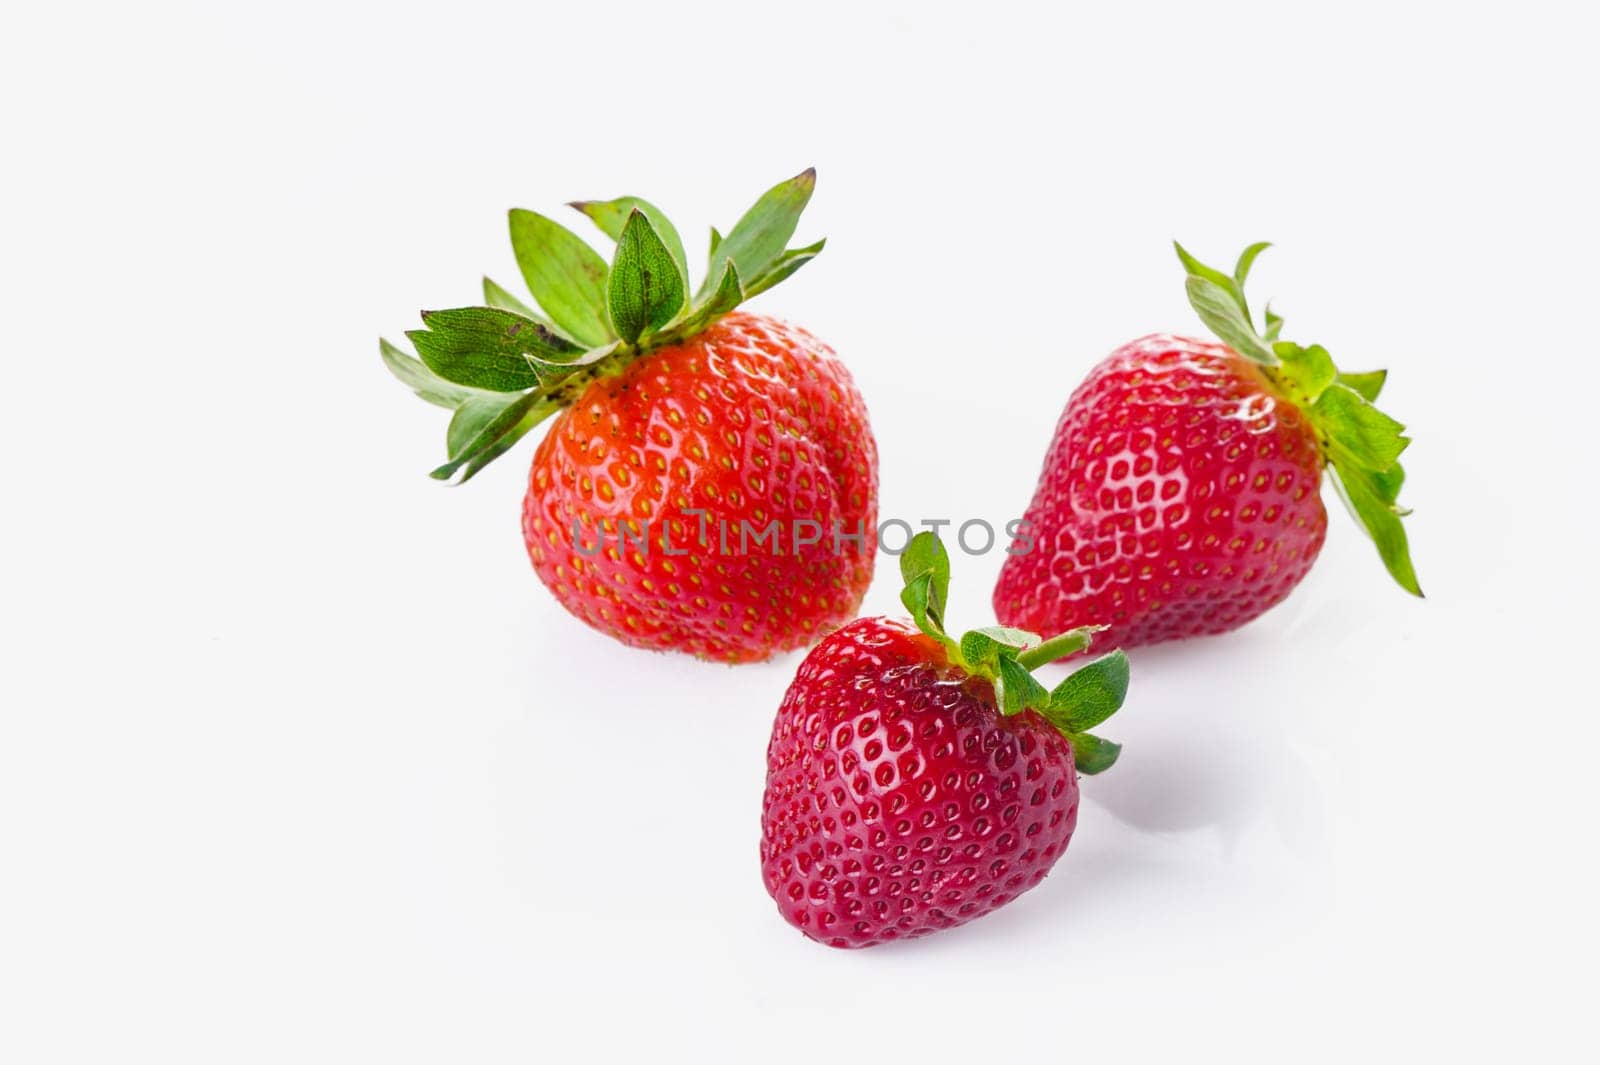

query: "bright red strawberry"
xmin=381 ymin=170 xmax=878 ymax=661
xmin=523 ymin=312 xmax=875 ymax=661
xmin=994 ymin=243 xmax=1420 ymax=648
xmin=762 ymin=533 xmax=1127 ymax=948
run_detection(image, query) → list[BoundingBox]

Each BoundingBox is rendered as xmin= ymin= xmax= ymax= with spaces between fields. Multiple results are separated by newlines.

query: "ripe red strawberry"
xmin=523 ymin=312 xmax=875 ymax=661
xmin=994 ymin=243 xmax=1420 ymax=648
xmin=762 ymin=533 xmax=1127 ymax=948
xmin=380 ymin=171 xmax=878 ymax=661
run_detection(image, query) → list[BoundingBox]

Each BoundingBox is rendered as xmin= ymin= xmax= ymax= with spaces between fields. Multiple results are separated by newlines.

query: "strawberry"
xmin=380 ymin=171 xmax=878 ymax=662
xmin=761 ymin=533 xmax=1127 ymax=948
xmin=994 ymin=243 xmax=1420 ymax=648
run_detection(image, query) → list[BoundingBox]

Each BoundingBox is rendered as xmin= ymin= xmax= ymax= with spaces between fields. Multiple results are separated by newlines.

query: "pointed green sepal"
xmin=1234 ymin=241 xmax=1272 ymax=290
xmin=900 ymin=571 xmax=937 ymax=633
xmin=899 ymin=531 xmax=958 ymax=657
xmin=1274 ymin=342 xmax=1337 ymax=402
xmin=1174 ymin=240 xmax=1240 ymax=294
xmin=1174 ymin=241 xmax=1422 ymax=597
xmin=1263 ymin=302 xmax=1285 ymax=341
xmin=706 ymin=227 xmax=723 ymax=271
xmin=995 ymin=656 xmax=1050 ymax=717
xmin=1175 ymin=241 xmax=1276 ymax=364
xmin=383 ymin=322 xmax=593 ymax=483
xmin=702 ymin=167 xmax=815 ymax=298
xmin=608 ymin=209 xmax=688 ymax=344
xmin=1337 ymin=369 xmax=1387 ymax=402
xmin=570 ymin=196 xmax=689 ymax=286
xmin=507 ymin=209 xmax=613 ymax=347
xmin=481 ymin=277 xmax=546 ymax=322
xmin=380 ymin=337 xmax=483 ymax=409
xmin=430 ymin=390 xmax=555 ymax=485
xmin=1043 ymin=650 xmax=1130 ymax=734
xmin=1328 ymin=460 xmax=1423 ymax=596
xmin=382 ymin=172 xmax=826 ymax=484
xmin=744 ymin=238 xmax=825 ymax=299
xmin=1315 ymin=383 xmax=1409 ymax=470
xmin=407 ymin=308 xmax=583 ymax=392
xmin=1184 ymin=279 xmax=1277 ymax=364
xmin=1066 ymin=732 xmax=1122 ymax=775
xmin=668 ymin=260 xmax=743 ymax=339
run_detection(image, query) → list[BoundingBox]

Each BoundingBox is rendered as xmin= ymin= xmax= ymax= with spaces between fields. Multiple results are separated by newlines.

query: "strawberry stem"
xmin=1016 ymin=627 xmax=1103 ymax=669
xmin=898 ymin=531 xmax=1128 ymax=774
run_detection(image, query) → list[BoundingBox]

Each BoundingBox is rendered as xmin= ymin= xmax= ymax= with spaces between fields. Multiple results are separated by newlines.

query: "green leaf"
xmin=743 ymin=238 xmax=825 ymax=299
xmin=1176 ymin=242 xmax=1278 ymax=363
xmin=608 ymin=210 xmax=688 ymax=344
xmin=703 ymin=168 xmax=815 ymax=298
xmin=1067 ymin=732 xmax=1122 ymax=775
xmin=1275 ymin=342 xmax=1337 ymax=401
xmin=1174 ymin=241 xmax=1239 ymax=296
xmin=1337 ymin=369 xmax=1388 ymax=402
xmin=1327 ymin=461 xmax=1423 ymax=596
xmin=1234 ymin=241 xmax=1272 ymax=288
xmin=669 ymin=260 xmax=743 ymax=338
xmin=446 ymin=392 xmax=519 ymax=459
xmin=1185 ymin=276 xmax=1278 ymax=364
xmin=1315 ymin=383 xmax=1409 ymax=471
xmin=899 ymin=531 xmax=952 ymax=590
xmin=482 ymin=277 xmax=545 ymax=323
xmin=1362 ymin=458 xmax=1407 ymax=508
xmin=380 ymin=337 xmax=484 ymax=409
xmin=1044 ymin=651 xmax=1130 ymax=734
xmin=430 ymin=390 xmax=554 ymax=485
xmin=898 ymin=531 xmax=956 ymax=650
xmin=508 ymin=209 xmax=612 ymax=347
xmin=407 ymin=308 xmax=583 ymax=392
xmin=1263 ymin=302 xmax=1284 ymax=342
xmin=995 ymin=656 xmax=1050 ymax=717
xmin=570 ymin=196 xmax=689 ymax=292
xmin=899 ymin=573 xmax=945 ymax=645
xmin=706 ymin=226 xmax=723 ymax=272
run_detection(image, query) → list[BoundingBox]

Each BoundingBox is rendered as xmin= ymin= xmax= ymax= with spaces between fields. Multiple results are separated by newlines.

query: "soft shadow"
xmin=1064 ymin=628 xmax=1324 ymax=844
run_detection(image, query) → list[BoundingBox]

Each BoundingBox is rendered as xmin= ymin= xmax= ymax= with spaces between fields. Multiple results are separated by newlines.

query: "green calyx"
xmin=1174 ymin=242 xmax=1423 ymax=597
xmin=379 ymin=169 xmax=825 ymax=484
xmin=898 ymin=532 xmax=1127 ymax=775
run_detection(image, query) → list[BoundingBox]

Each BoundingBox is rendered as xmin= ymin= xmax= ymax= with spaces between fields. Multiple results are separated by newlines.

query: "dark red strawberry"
xmin=380 ymin=171 xmax=878 ymax=662
xmin=994 ymin=243 xmax=1420 ymax=648
xmin=761 ymin=533 xmax=1127 ymax=948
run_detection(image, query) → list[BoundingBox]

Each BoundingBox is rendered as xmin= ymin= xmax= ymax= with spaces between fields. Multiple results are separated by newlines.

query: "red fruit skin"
xmin=522 ymin=313 xmax=877 ymax=663
xmin=994 ymin=334 xmax=1328 ymax=648
xmin=760 ymin=617 xmax=1080 ymax=948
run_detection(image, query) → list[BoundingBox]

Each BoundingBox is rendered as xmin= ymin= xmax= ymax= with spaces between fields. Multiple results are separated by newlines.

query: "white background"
xmin=4 ymin=1 xmax=1596 ymax=1060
